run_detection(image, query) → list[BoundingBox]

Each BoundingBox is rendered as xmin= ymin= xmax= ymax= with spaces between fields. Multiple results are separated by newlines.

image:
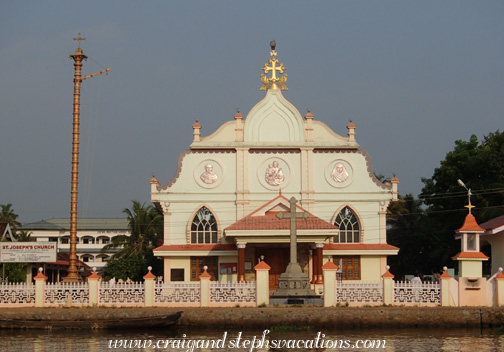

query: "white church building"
xmin=151 ymin=42 xmax=399 ymax=289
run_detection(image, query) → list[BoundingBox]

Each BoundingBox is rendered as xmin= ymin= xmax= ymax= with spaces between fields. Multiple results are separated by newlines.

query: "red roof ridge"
xmin=254 ymin=261 xmax=271 ymax=270
xmin=456 ymin=214 xmax=485 ymax=233
xmin=452 ymin=251 xmax=489 ymax=259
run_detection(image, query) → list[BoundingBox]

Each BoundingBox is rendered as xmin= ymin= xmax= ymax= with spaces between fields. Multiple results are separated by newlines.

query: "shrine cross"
xmin=73 ymin=33 xmax=86 ymax=49
xmin=277 ymin=197 xmax=309 ymax=265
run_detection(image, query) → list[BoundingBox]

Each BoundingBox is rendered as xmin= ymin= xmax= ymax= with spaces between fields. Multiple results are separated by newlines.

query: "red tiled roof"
xmin=456 ymin=214 xmax=485 ymax=233
xmin=254 ymin=261 xmax=271 ymax=270
xmin=322 ymin=261 xmax=338 ymax=270
xmin=480 ymin=215 xmax=504 ymax=231
xmin=452 ymin=251 xmax=489 ymax=259
xmin=154 ymin=244 xmax=236 ymax=252
xmin=225 ymin=195 xmax=338 ymax=231
xmin=323 ymin=243 xmax=399 ymax=251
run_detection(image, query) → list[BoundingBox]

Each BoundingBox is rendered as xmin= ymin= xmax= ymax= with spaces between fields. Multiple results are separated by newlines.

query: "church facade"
xmin=151 ymin=43 xmax=399 ymax=287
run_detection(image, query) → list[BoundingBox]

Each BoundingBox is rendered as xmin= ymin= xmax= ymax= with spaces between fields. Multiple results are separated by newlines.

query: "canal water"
xmin=1 ymin=327 xmax=503 ymax=351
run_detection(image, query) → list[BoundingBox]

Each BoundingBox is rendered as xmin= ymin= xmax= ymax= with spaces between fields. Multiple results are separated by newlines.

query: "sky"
xmin=1 ymin=1 xmax=503 ymax=223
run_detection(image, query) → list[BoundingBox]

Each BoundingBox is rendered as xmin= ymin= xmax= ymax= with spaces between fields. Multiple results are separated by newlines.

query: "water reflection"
xmin=0 ymin=327 xmax=503 ymax=352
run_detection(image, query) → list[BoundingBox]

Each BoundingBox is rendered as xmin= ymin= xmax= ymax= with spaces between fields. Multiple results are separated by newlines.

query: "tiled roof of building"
xmin=225 ymin=195 xmax=337 ymax=232
xmin=480 ymin=215 xmax=504 ymax=231
xmin=154 ymin=244 xmax=237 ymax=252
xmin=23 ymin=218 xmax=129 ymax=231
xmin=323 ymin=243 xmax=399 ymax=251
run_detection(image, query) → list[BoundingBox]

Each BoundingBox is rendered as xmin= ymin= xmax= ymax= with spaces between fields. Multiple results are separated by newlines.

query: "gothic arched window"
xmin=191 ymin=207 xmax=218 ymax=244
xmin=334 ymin=207 xmax=360 ymax=243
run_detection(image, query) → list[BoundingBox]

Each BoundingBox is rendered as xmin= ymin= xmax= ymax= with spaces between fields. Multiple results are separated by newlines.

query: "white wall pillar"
xmin=200 ymin=266 xmax=211 ymax=307
xmin=144 ymin=266 xmax=156 ymax=307
xmin=255 ymin=261 xmax=271 ymax=307
xmin=87 ymin=267 xmax=100 ymax=306
xmin=323 ymin=260 xmax=338 ymax=307
xmin=34 ymin=267 xmax=47 ymax=308
xmin=382 ymin=265 xmax=394 ymax=305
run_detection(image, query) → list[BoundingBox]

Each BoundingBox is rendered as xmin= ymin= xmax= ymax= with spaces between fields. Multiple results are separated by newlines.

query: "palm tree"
xmin=15 ymin=229 xmax=33 ymax=242
xmin=103 ymin=201 xmax=163 ymax=260
xmin=0 ymin=203 xmax=22 ymax=233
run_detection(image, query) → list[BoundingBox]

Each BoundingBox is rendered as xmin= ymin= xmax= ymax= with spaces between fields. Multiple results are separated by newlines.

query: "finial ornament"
xmin=260 ymin=40 xmax=288 ymax=91
xmin=73 ymin=32 xmax=86 ymax=50
xmin=458 ymin=179 xmax=475 ymax=214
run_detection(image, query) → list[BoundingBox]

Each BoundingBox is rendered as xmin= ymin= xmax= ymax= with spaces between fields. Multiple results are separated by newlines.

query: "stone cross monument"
xmin=271 ymin=197 xmax=322 ymax=304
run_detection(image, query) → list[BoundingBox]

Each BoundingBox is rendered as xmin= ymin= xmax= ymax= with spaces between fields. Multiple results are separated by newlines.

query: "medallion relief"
xmin=194 ymin=159 xmax=224 ymax=188
xmin=258 ymin=158 xmax=291 ymax=190
xmin=325 ymin=159 xmax=353 ymax=188
xmin=265 ymin=161 xmax=285 ymax=186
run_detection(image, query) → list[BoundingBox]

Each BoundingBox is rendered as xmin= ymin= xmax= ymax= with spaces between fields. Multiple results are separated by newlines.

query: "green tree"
xmin=387 ymin=194 xmax=429 ymax=278
xmin=420 ymin=131 xmax=504 ymax=272
xmin=103 ymin=253 xmax=148 ymax=282
xmin=102 ymin=201 xmax=163 ymax=279
xmin=0 ymin=203 xmax=22 ymax=233
xmin=15 ymin=229 xmax=32 ymax=242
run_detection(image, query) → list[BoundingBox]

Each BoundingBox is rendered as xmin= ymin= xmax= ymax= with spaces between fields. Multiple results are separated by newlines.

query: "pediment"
xmin=244 ymin=90 xmax=304 ymax=144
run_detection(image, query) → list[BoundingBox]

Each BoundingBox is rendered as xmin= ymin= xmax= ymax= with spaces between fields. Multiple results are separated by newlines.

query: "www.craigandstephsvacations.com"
xmin=108 ymin=330 xmax=386 ymax=350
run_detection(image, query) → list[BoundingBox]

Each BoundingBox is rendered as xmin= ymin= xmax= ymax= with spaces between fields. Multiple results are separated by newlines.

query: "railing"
xmin=0 ymin=282 xmax=35 ymax=305
xmin=394 ymin=281 xmax=440 ymax=305
xmin=99 ymin=282 xmax=144 ymax=305
xmin=337 ymin=282 xmax=383 ymax=304
xmin=45 ymin=282 xmax=89 ymax=306
xmin=210 ymin=282 xmax=256 ymax=305
xmin=154 ymin=282 xmax=200 ymax=305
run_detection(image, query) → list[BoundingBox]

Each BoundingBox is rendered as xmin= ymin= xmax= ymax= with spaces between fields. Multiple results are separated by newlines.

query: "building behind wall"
xmin=23 ymin=218 xmax=129 ymax=272
xmin=151 ymin=44 xmax=399 ymax=287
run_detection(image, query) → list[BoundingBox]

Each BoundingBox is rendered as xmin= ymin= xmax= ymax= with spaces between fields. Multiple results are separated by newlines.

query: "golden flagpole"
xmin=62 ymin=34 xmax=110 ymax=282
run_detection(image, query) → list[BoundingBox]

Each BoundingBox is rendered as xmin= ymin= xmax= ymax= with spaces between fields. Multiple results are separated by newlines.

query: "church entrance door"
xmin=255 ymin=247 xmax=289 ymax=290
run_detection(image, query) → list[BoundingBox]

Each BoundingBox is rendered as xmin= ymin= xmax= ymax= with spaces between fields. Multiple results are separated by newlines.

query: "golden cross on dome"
xmin=260 ymin=40 xmax=288 ymax=91
xmin=465 ymin=202 xmax=475 ymax=215
xmin=73 ymin=33 xmax=86 ymax=49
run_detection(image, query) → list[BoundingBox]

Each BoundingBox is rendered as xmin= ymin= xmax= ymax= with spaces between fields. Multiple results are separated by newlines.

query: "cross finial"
xmin=73 ymin=33 xmax=86 ymax=49
xmin=260 ymin=41 xmax=288 ymax=91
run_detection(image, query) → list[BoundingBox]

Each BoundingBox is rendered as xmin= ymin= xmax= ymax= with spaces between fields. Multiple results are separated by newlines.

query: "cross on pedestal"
xmin=277 ymin=197 xmax=309 ymax=267
xmin=271 ymin=196 xmax=321 ymax=304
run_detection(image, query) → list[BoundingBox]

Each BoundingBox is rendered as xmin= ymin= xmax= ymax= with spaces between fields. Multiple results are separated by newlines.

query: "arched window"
xmin=334 ymin=207 xmax=360 ymax=243
xmin=191 ymin=207 xmax=218 ymax=244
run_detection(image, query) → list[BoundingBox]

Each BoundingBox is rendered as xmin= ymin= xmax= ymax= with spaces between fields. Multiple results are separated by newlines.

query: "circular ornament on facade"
xmin=258 ymin=157 xmax=291 ymax=190
xmin=194 ymin=159 xmax=224 ymax=189
xmin=325 ymin=159 xmax=353 ymax=188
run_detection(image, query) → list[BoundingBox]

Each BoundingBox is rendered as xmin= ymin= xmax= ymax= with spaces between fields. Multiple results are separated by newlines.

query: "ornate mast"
xmin=62 ymin=34 xmax=87 ymax=282
xmin=260 ymin=40 xmax=288 ymax=91
xmin=62 ymin=34 xmax=110 ymax=282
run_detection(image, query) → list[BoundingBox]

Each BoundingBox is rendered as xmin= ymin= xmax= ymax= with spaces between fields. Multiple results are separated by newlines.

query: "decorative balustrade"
xmin=99 ymin=282 xmax=144 ymax=305
xmin=394 ymin=281 xmax=440 ymax=305
xmin=1 ymin=266 xmax=502 ymax=308
xmin=45 ymin=282 xmax=89 ymax=305
xmin=0 ymin=282 xmax=35 ymax=305
xmin=337 ymin=282 xmax=383 ymax=304
xmin=154 ymin=282 xmax=200 ymax=304
xmin=210 ymin=282 xmax=256 ymax=304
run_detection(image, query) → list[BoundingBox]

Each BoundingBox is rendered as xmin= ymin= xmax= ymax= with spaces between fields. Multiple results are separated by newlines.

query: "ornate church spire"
xmin=260 ymin=40 xmax=288 ymax=91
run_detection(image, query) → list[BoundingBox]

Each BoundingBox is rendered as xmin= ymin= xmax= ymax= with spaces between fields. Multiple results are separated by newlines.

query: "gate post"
xmin=144 ymin=266 xmax=156 ymax=307
xmin=323 ymin=260 xmax=338 ymax=307
xmin=88 ymin=268 xmax=100 ymax=306
xmin=382 ymin=265 xmax=394 ymax=305
xmin=255 ymin=261 xmax=271 ymax=307
xmin=200 ymin=267 xmax=211 ymax=307
xmin=34 ymin=267 xmax=47 ymax=308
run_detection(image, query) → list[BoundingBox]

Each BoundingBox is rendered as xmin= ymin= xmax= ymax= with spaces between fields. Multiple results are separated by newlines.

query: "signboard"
xmin=0 ymin=242 xmax=57 ymax=263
